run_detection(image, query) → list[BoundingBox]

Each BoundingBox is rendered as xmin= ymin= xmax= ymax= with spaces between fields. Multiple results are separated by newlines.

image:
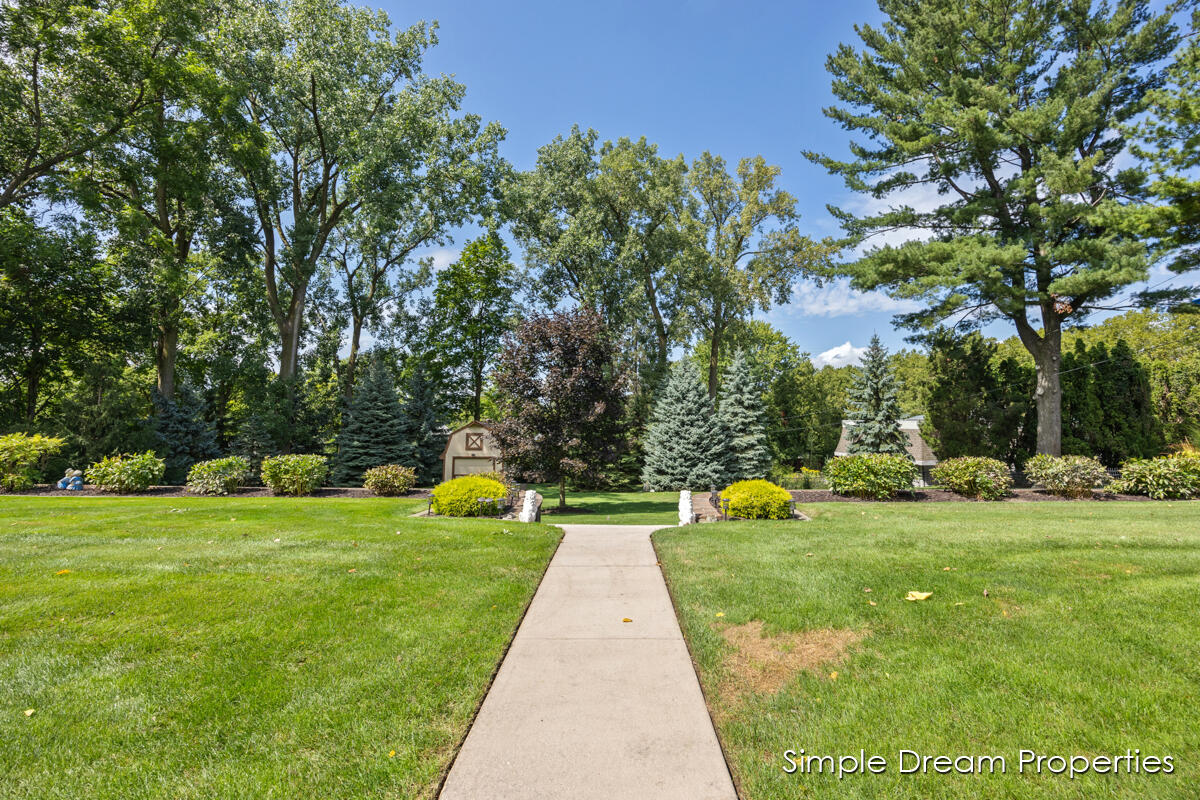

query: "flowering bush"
xmin=1110 ymin=452 xmax=1200 ymax=500
xmin=1023 ymin=454 xmax=1109 ymax=498
xmin=722 ymin=479 xmax=793 ymax=519
xmin=824 ymin=453 xmax=918 ymax=500
xmin=431 ymin=474 xmax=508 ymax=517
xmin=0 ymin=433 xmax=64 ymax=491
xmin=187 ymin=456 xmax=250 ymax=496
xmin=931 ymin=456 xmax=1012 ymax=500
xmin=87 ymin=452 xmax=166 ymax=493
xmin=363 ymin=464 xmax=417 ymax=496
xmin=260 ymin=454 xmax=328 ymax=496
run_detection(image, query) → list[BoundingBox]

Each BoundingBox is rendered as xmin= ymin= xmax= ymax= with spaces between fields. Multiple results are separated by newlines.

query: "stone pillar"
xmin=678 ymin=490 xmax=693 ymax=526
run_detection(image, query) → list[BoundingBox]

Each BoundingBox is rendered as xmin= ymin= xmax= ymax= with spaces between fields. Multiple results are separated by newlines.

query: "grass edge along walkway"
xmin=653 ymin=501 xmax=1200 ymax=800
xmin=1 ymin=497 xmax=562 ymax=800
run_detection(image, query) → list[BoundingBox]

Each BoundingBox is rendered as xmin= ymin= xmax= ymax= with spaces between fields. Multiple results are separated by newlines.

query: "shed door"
xmin=453 ymin=457 xmax=495 ymax=478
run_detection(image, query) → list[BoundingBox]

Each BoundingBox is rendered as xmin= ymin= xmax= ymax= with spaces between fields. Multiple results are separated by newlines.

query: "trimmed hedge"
xmin=87 ymin=451 xmax=166 ymax=493
xmin=1111 ymin=452 xmax=1200 ymax=499
xmin=1023 ymin=454 xmax=1109 ymax=499
xmin=187 ymin=456 xmax=250 ymax=496
xmin=931 ymin=456 xmax=1012 ymax=500
xmin=723 ymin=479 xmax=793 ymax=519
xmin=824 ymin=453 xmax=917 ymax=500
xmin=261 ymin=454 xmax=328 ymax=496
xmin=0 ymin=433 xmax=64 ymax=491
xmin=363 ymin=464 xmax=417 ymax=496
xmin=431 ymin=474 xmax=508 ymax=517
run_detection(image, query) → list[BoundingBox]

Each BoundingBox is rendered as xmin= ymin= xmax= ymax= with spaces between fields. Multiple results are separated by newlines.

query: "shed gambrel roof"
xmin=439 ymin=419 xmax=495 ymax=460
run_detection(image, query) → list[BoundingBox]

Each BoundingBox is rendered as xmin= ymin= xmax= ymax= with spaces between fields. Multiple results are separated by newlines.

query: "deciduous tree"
xmin=490 ymin=308 xmax=625 ymax=509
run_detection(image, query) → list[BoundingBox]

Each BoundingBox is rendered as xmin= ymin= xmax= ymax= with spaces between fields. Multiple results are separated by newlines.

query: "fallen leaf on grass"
xmin=24 ymin=709 xmax=34 ymax=717
xmin=863 ymin=587 xmax=872 ymax=593
xmin=905 ymin=591 xmax=933 ymax=602
xmin=715 ymin=612 xmax=725 ymax=617
xmin=347 ymin=568 xmax=357 ymax=573
xmin=954 ymin=602 xmax=965 ymax=606
xmin=868 ymin=601 xmax=877 ymax=606
xmin=829 ymin=671 xmax=838 ymax=680
xmin=805 ymin=552 xmax=814 ymax=558
xmin=388 ymin=750 xmax=395 ymax=758
xmin=55 ymin=569 xmax=70 ymax=575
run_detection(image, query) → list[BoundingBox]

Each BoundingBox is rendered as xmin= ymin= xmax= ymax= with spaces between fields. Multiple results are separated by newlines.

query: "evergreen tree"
xmin=332 ymin=357 xmax=412 ymax=486
xmin=233 ymin=413 xmax=277 ymax=484
xmin=922 ymin=329 xmax=1035 ymax=465
xmin=716 ymin=350 xmax=771 ymax=481
xmin=845 ymin=335 xmax=907 ymax=455
xmin=642 ymin=361 xmax=729 ymax=490
xmin=152 ymin=386 xmax=219 ymax=484
xmin=397 ymin=360 xmax=446 ymax=487
xmin=1096 ymin=340 xmax=1163 ymax=465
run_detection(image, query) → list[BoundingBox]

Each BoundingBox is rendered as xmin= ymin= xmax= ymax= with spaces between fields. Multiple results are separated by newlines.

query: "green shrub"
xmin=363 ymin=464 xmax=417 ymax=496
xmin=1111 ymin=452 xmax=1200 ymax=500
xmin=431 ymin=474 xmax=508 ymax=517
xmin=824 ymin=453 xmax=918 ymax=500
xmin=931 ymin=456 xmax=1012 ymax=500
xmin=0 ymin=433 xmax=65 ymax=491
xmin=1023 ymin=454 xmax=1109 ymax=498
xmin=186 ymin=456 xmax=250 ymax=496
xmin=722 ymin=479 xmax=793 ymax=519
xmin=476 ymin=470 xmax=512 ymax=489
xmin=87 ymin=451 xmax=166 ymax=493
xmin=260 ymin=454 xmax=328 ymax=496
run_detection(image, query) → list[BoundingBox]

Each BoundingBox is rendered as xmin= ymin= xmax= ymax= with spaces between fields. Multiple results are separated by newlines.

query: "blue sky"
xmin=383 ymin=0 xmax=1181 ymax=367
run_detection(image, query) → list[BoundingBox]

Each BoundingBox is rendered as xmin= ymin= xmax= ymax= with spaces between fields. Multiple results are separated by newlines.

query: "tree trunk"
xmin=1032 ymin=344 xmax=1063 ymax=456
xmin=706 ymin=317 xmax=724 ymax=398
xmin=558 ymin=475 xmax=566 ymax=510
xmin=24 ymin=367 xmax=40 ymax=424
xmin=345 ymin=317 xmax=363 ymax=397
xmin=277 ymin=293 xmax=307 ymax=381
xmin=155 ymin=321 xmax=178 ymax=401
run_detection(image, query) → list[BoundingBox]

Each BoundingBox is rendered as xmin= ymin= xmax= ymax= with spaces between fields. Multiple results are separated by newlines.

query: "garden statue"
xmin=519 ymin=489 xmax=541 ymax=523
xmin=57 ymin=469 xmax=84 ymax=491
xmin=678 ymin=490 xmax=693 ymax=526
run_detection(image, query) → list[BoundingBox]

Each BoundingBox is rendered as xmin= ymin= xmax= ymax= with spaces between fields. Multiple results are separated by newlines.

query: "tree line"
xmin=1 ymin=0 xmax=1197 ymax=486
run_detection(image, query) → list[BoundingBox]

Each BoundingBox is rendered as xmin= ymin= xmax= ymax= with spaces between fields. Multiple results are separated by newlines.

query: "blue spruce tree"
xmin=846 ymin=335 xmax=908 ymax=455
xmin=641 ymin=361 xmax=729 ymax=490
xmin=717 ymin=350 xmax=772 ymax=481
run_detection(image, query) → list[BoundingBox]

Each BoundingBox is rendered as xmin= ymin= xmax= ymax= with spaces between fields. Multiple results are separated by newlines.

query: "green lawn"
xmin=530 ymin=484 xmax=678 ymax=525
xmin=654 ymin=502 xmax=1200 ymax=799
xmin=1 ymin=497 xmax=560 ymax=799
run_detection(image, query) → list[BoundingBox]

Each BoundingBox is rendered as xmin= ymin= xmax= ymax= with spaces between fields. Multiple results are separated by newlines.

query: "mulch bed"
xmin=5 ymin=485 xmax=432 ymax=499
xmin=788 ymin=488 xmax=1157 ymax=503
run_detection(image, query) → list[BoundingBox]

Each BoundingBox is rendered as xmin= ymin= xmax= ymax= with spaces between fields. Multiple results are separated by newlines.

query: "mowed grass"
xmin=530 ymin=485 xmax=678 ymax=525
xmin=654 ymin=502 xmax=1200 ymax=799
xmin=0 ymin=497 xmax=561 ymax=799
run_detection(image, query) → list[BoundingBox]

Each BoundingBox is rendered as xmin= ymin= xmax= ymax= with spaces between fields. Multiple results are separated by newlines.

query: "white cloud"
xmin=785 ymin=278 xmax=923 ymax=317
xmin=813 ymin=341 xmax=868 ymax=368
xmin=419 ymin=247 xmax=460 ymax=272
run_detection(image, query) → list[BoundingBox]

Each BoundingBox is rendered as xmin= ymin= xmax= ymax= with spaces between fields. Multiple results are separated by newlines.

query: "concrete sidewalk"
xmin=439 ymin=524 xmax=737 ymax=800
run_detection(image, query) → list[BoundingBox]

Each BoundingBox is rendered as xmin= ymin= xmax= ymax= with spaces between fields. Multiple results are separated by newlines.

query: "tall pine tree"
xmin=397 ymin=360 xmax=446 ymax=486
xmin=642 ymin=361 xmax=729 ymax=490
xmin=716 ymin=350 xmax=771 ymax=481
xmin=846 ymin=335 xmax=907 ymax=455
xmin=332 ymin=356 xmax=412 ymax=486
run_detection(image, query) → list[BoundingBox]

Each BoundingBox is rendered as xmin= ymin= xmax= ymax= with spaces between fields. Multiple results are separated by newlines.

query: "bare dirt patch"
xmin=718 ymin=620 xmax=865 ymax=704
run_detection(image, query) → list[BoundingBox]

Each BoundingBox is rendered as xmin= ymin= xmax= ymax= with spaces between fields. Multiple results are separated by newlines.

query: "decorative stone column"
xmin=678 ymin=490 xmax=693 ymax=526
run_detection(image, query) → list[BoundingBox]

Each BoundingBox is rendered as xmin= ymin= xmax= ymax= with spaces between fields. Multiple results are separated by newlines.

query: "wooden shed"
xmin=440 ymin=420 xmax=503 ymax=484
